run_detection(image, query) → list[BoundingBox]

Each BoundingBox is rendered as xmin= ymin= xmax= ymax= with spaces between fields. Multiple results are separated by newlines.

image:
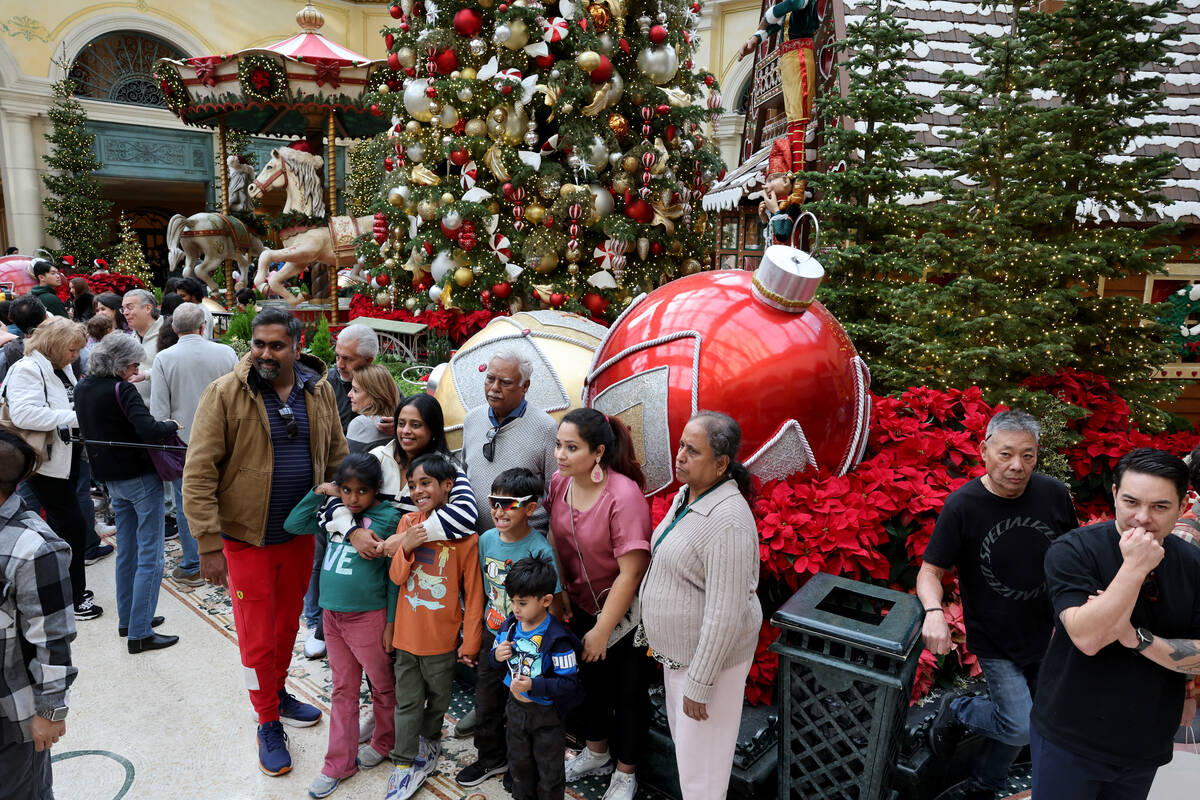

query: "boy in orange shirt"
xmin=382 ymin=453 xmax=484 ymax=800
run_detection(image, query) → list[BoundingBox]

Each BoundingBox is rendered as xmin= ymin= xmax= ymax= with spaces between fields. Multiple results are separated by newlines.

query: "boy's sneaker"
xmin=602 ymin=771 xmax=637 ymax=800
xmin=357 ymin=743 xmax=386 ymax=768
xmin=384 ymin=764 xmax=425 ymax=800
xmin=308 ymin=773 xmax=341 ymax=798
xmin=456 ymin=759 xmax=506 ymax=786
xmin=304 ymin=627 xmax=326 ymax=659
xmin=358 ymin=709 xmax=375 ymax=743
xmin=164 ymin=515 xmax=179 ymax=540
xmin=564 ymin=747 xmax=614 ymax=782
xmin=84 ymin=544 xmax=114 ymax=565
xmin=414 ymin=737 xmax=441 ymax=775
xmin=451 ymin=707 xmax=476 ymax=738
xmin=94 ymin=522 xmax=117 ymax=537
xmin=74 ymin=597 xmax=103 ymax=621
xmin=257 ymin=721 xmax=291 ymax=776
xmin=171 ymin=566 xmax=205 ymax=587
xmin=278 ymin=689 xmax=322 ymax=727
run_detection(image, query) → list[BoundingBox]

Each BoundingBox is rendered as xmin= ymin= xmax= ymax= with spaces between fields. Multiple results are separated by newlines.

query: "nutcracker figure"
xmin=758 ymin=137 xmax=802 ymax=246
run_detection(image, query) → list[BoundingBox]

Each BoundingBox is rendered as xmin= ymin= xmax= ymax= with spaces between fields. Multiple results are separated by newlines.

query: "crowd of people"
xmin=1 ymin=262 xmax=1199 ymax=800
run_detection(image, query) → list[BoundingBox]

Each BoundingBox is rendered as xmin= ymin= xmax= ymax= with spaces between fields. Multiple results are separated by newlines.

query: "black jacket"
xmin=75 ymin=376 xmax=178 ymax=481
xmin=487 ymin=612 xmax=584 ymax=715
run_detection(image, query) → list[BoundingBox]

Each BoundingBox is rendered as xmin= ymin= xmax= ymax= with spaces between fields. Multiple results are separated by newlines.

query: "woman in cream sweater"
xmin=639 ymin=410 xmax=761 ymax=800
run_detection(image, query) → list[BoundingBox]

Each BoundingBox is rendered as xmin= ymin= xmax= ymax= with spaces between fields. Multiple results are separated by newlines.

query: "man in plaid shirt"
xmin=0 ymin=430 xmax=78 ymax=798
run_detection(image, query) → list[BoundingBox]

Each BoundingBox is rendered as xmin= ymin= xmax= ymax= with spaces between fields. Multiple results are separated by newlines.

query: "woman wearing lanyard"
xmin=639 ymin=411 xmax=761 ymax=800
xmin=546 ymin=408 xmax=651 ymax=800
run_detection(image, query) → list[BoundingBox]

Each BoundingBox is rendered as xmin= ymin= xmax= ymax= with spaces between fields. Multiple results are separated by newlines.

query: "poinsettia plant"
xmin=348 ymin=294 xmax=503 ymax=348
xmin=54 ymin=272 xmax=146 ymax=302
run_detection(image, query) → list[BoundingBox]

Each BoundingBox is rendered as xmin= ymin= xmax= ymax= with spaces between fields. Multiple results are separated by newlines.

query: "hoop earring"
xmin=590 ymin=459 xmax=605 ymax=483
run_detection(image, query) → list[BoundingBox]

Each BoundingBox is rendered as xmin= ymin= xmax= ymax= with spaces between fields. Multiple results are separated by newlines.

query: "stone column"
xmin=0 ymin=109 xmax=44 ymax=253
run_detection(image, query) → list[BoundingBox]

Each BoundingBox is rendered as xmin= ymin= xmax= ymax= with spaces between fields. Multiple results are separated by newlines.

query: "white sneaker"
xmin=357 ymin=743 xmax=386 ymax=768
xmin=602 ymin=771 xmax=638 ymax=800
xmin=564 ymin=747 xmax=614 ymax=782
xmin=414 ymin=736 xmax=441 ymax=775
xmin=358 ymin=708 xmax=375 ymax=743
xmin=385 ymin=764 xmax=425 ymax=800
xmin=95 ymin=522 xmax=116 ymax=537
xmin=304 ymin=628 xmax=326 ymax=659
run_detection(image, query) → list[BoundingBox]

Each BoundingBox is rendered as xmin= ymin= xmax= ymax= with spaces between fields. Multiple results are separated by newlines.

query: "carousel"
xmin=154 ymin=1 xmax=388 ymax=323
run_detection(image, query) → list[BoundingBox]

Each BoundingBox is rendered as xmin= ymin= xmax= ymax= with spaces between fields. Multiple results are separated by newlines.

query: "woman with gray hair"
xmin=75 ymin=333 xmax=182 ymax=653
xmin=638 ymin=411 xmax=761 ymax=800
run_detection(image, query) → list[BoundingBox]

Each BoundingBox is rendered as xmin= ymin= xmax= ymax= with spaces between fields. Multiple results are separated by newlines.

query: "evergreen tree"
xmin=41 ymin=70 xmax=113 ymax=266
xmin=112 ymin=214 xmax=154 ymax=286
xmin=806 ymin=0 xmax=935 ymax=394
xmin=887 ymin=0 xmax=1182 ymax=423
xmin=357 ymin=0 xmax=725 ymax=318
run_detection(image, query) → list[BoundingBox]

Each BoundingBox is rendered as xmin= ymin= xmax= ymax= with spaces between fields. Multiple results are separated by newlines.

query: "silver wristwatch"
xmin=36 ymin=705 xmax=68 ymax=722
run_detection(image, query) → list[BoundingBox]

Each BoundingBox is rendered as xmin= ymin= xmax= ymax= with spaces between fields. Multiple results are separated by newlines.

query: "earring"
xmin=590 ymin=458 xmax=605 ymax=483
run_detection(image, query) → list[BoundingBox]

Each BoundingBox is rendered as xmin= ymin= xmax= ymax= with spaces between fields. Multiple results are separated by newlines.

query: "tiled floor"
xmin=50 ymin=538 xmax=631 ymax=800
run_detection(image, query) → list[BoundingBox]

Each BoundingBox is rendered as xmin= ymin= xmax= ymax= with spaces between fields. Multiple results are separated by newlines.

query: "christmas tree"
xmin=885 ymin=0 xmax=1182 ymax=424
xmin=356 ymin=0 xmax=725 ymax=318
xmin=42 ymin=71 xmax=114 ymax=267
xmin=806 ymin=0 xmax=935 ymax=395
xmin=112 ymin=214 xmax=154 ymax=286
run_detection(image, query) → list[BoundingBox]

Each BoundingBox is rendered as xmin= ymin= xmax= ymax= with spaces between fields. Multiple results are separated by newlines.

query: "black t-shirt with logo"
xmin=1032 ymin=521 xmax=1200 ymax=767
xmin=923 ymin=473 xmax=1077 ymax=665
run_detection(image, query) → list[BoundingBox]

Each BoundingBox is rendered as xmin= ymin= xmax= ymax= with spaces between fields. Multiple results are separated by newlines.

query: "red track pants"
xmin=224 ymin=535 xmax=314 ymax=723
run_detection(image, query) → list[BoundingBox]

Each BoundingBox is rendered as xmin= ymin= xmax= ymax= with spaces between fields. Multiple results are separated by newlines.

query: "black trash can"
xmin=771 ymin=572 xmax=923 ymax=800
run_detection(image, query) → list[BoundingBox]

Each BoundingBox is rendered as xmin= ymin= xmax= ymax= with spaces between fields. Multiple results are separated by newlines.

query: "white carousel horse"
xmin=166 ymin=213 xmax=265 ymax=297
xmin=247 ymin=148 xmax=326 ymax=217
xmin=253 ymin=215 xmax=376 ymax=306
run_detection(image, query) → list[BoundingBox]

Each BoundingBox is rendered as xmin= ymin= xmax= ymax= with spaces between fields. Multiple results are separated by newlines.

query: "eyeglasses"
xmin=277 ymin=405 xmax=298 ymax=439
xmin=483 ymin=426 xmax=499 ymax=462
xmin=488 ymin=494 xmax=535 ymax=511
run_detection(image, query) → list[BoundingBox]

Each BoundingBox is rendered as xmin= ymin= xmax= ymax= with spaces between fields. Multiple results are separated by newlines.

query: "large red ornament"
xmin=624 ymin=199 xmax=654 ymax=223
xmin=454 ymin=8 xmax=483 ymax=36
xmin=582 ymin=293 xmax=609 ymax=315
xmin=376 ymin=274 xmax=390 ymax=287
xmin=491 ymin=281 xmax=513 ymax=299
xmin=389 ymin=4 xmax=402 ymax=18
xmin=584 ymin=247 xmax=871 ymax=495
xmin=649 ymin=25 xmax=668 ymax=44
xmin=435 ymin=49 xmax=459 ymax=75
xmin=591 ymin=55 xmax=613 ymax=84
xmin=536 ymin=54 xmax=556 ymax=69
xmin=387 ymin=52 xmax=402 ymax=71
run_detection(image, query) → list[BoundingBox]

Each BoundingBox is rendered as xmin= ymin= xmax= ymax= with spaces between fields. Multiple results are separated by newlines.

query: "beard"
xmin=255 ymin=359 xmax=281 ymax=380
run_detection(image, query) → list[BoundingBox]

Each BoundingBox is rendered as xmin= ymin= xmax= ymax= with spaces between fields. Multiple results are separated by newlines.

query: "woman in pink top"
xmin=545 ymin=408 xmax=651 ymax=800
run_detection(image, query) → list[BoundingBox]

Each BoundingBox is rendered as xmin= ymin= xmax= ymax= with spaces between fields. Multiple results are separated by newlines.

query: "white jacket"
xmin=1 ymin=350 xmax=77 ymax=478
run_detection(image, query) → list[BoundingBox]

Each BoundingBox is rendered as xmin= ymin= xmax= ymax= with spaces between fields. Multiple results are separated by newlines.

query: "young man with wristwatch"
xmin=1032 ymin=448 xmax=1200 ymax=799
xmin=0 ymin=430 xmax=78 ymax=797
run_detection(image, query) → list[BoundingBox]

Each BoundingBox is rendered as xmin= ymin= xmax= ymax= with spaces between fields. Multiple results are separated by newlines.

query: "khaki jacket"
xmin=182 ymin=351 xmax=348 ymax=553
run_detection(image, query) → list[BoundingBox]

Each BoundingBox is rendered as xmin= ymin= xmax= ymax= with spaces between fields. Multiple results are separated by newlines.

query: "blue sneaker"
xmin=385 ymin=763 xmax=425 ymax=800
xmin=414 ymin=737 xmax=441 ymax=775
xmin=278 ymin=688 xmax=322 ymax=727
xmin=257 ymin=721 xmax=291 ymax=776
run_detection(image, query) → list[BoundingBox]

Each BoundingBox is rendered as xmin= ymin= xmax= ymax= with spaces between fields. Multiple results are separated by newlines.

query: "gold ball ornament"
xmin=405 ymin=120 xmax=421 ymax=135
xmin=377 ymin=84 xmax=390 ymax=95
xmin=375 ymin=290 xmax=391 ymax=305
xmin=682 ymin=258 xmax=701 ymax=274
xmin=533 ymin=251 xmax=559 ymax=273
xmin=588 ymin=4 xmax=611 ymax=30
xmin=461 ymin=67 xmax=477 ymax=80
xmin=611 ymin=175 xmax=629 ymax=194
xmin=417 ymin=199 xmax=439 ymax=219
xmin=427 ymin=99 xmax=442 ymax=117
xmin=560 ymin=183 xmax=576 ymax=199
xmin=453 ymin=267 xmax=474 ymax=287
xmin=479 ymin=0 xmax=492 ymax=7
xmin=525 ymin=204 xmax=546 ymax=224
xmin=387 ymin=187 xmax=407 ymax=207
xmin=405 ymin=296 xmax=420 ymax=311
xmin=488 ymin=200 xmax=501 ymax=214
xmin=669 ymin=240 xmax=684 ymax=255
xmin=622 ymin=156 xmax=639 ymax=173
xmin=398 ymin=47 xmax=417 ymax=68
xmin=607 ymin=113 xmax=630 ymax=139
xmin=465 ymin=118 xmax=487 ymax=138
xmin=577 ymin=51 xmax=601 ymax=73
xmin=441 ymin=192 xmax=456 ymax=205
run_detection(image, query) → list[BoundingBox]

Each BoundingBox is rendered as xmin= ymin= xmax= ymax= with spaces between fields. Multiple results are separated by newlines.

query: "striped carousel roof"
xmin=263 ymin=31 xmax=372 ymax=67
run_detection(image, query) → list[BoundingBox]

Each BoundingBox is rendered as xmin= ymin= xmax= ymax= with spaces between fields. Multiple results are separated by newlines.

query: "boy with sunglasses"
xmin=456 ymin=468 xmax=561 ymax=788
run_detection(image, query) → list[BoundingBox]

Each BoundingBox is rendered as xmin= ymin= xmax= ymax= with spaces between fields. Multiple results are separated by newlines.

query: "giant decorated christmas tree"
xmin=355 ymin=0 xmax=725 ymax=318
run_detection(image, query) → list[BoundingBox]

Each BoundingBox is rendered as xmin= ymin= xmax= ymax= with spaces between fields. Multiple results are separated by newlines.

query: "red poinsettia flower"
xmin=250 ymin=68 xmax=272 ymax=91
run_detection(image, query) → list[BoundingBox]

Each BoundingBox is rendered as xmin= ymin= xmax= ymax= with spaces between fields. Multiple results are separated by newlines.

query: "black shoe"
xmin=456 ymin=760 xmax=507 ymax=786
xmin=928 ymin=691 xmax=966 ymax=759
xmin=502 ymin=771 xmax=513 ymax=793
xmin=74 ymin=597 xmax=103 ymax=621
xmin=119 ymin=616 xmax=165 ymax=637
xmin=128 ymin=632 xmax=179 ymax=653
xmin=164 ymin=515 xmax=179 ymax=540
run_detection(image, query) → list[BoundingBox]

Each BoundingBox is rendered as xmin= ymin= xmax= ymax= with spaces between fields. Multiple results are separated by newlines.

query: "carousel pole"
xmin=218 ymin=119 xmax=234 ymax=307
xmin=327 ymin=109 xmax=339 ymax=325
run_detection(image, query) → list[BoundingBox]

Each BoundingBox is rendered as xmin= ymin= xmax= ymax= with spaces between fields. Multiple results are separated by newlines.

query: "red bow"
xmin=312 ymin=59 xmax=342 ymax=89
xmin=188 ymin=56 xmax=222 ymax=87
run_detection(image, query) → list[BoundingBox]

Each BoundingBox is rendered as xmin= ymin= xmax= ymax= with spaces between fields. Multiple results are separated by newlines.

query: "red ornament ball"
xmin=491 ymin=281 xmax=513 ymax=299
xmin=450 ymin=148 xmax=471 ymax=166
xmin=649 ymin=25 xmax=668 ymax=44
xmin=582 ymin=293 xmax=609 ymax=315
xmin=481 ymin=289 xmax=492 ymax=304
xmin=624 ymin=199 xmax=654 ymax=223
xmin=704 ymin=75 xmax=714 ymax=87
xmin=549 ymin=292 xmax=566 ymax=307
xmin=384 ymin=156 xmax=395 ymax=171
xmin=536 ymin=54 xmax=556 ymax=69
xmin=435 ymin=49 xmax=459 ymax=75
xmin=369 ymin=104 xmax=382 ymax=116
xmin=376 ymin=274 xmax=390 ymax=287
xmin=591 ymin=55 xmax=613 ymax=84
xmin=453 ymin=8 xmax=482 ymax=36
xmin=650 ymin=241 xmax=663 ymax=256
xmin=425 ymin=84 xmax=438 ymax=98
xmin=387 ymin=52 xmax=401 ymax=71
xmin=389 ymin=4 xmax=402 ymax=18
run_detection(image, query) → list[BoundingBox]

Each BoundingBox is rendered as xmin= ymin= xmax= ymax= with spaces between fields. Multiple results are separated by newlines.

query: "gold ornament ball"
xmin=417 ymin=199 xmax=439 ymax=218
xmin=387 ymin=187 xmax=406 ymax=207
xmin=405 ymin=120 xmax=421 ymax=135
xmin=588 ymin=4 xmax=611 ymax=30
xmin=622 ymin=156 xmax=639 ymax=173
xmin=479 ymin=0 xmax=492 ymax=7
xmin=427 ymin=99 xmax=442 ymax=117
xmin=559 ymin=183 xmax=576 ymax=199
xmin=525 ymin=204 xmax=546 ymax=223
xmin=607 ymin=113 xmax=629 ymax=138
xmin=577 ymin=50 xmax=601 ymax=72
xmin=564 ymin=246 xmax=581 ymax=263
xmin=669 ymin=240 xmax=684 ymax=255
xmin=441 ymin=191 xmax=456 ymax=205
xmin=405 ymin=296 xmax=420 ymax=311
xmin=377 ymin=84 xmax=390 ymax=95
xmin=375 ymin=290 xmax=391 ymax=306
xmin=398 ymin=47 xmax=416 ymax=68
xmin=383 ymin=257 xmax=398 ymax=269
xmin=488 ymin=200 xmax=501 ymax=214
xmin=682 ymin=258 xmax=701 ymax=274
xmin=453 ymin=267 xmax=474 ymax=287
xmin=534 ymin=251 xmax=559 ymax=273
xmin=465 ymin=118 xmax=487 ymax=137
xmin=611 ymin=176 xmax=629 ymax=194
xmin=567 ymin=263 xmax=579 ymax=275
xmin=461 ymin=67 xmax=477 ymax=80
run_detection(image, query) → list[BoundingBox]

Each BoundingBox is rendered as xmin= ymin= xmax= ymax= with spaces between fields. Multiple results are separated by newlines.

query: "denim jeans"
xmin=302 ymin=529 xmax=327 ymax=633
xmin=952 ymin=657 xmax=1038 ymax=793
xmin=171 ymin=478 xmax=199 ymax=573
xmin=107 ymin=472 xmax=165 ymax=640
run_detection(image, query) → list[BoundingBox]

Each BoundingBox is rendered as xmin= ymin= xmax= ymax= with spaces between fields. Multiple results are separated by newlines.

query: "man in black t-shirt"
xmin=920 ymin=410 xmax=1077 ymax=800
xmin=1031 ymin=448 xmax=1200 ymax=800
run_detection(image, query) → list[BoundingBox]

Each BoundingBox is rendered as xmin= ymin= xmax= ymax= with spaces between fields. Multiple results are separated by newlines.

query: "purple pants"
xmin=322 ymin=608 xmax=397 ymax=778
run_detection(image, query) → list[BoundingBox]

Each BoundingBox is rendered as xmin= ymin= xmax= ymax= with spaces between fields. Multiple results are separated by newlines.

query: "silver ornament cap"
xmin=752 ymin=245 xmax=823 ymax=314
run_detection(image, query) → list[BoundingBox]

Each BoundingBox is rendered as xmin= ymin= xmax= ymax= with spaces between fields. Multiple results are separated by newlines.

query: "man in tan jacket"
xmin=183 ymin=306 xmax=347 ymax=777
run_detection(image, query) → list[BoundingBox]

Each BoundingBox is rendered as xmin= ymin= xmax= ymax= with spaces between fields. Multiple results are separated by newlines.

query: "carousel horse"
xmin=248 ymin=148 xmax=372 ymax=304
xmin=166 ymin=213 xmax=265 ymax=297
xmin=227 ymin=156 xmax=257 ymax=215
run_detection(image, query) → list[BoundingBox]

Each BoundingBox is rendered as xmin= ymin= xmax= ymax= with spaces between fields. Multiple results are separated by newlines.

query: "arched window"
xmin=68 ymin=31 xmax=186 ymax=107
xmin=735 ymin=77 xmax=753 ymax=115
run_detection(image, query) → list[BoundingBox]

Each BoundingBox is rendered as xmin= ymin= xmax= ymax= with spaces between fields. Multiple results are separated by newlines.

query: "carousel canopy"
xmin=153 ymin=2 xmax=387 ymax=139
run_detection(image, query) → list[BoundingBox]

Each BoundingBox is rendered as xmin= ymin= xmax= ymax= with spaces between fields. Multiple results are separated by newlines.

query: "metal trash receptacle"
xmin=770 ymin=572 xmax=923 ymax=800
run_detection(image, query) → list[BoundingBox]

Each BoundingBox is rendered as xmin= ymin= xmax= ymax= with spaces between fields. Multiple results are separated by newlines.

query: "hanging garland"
xmin=238 ymin=54 xmax=288 ymax=103
xmin=153 ymin=64 xmax=189 ymax=112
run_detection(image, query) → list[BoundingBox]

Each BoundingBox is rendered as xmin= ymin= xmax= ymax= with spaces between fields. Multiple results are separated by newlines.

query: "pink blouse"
xmin=545 ymin=470 xmax=651 ymax=616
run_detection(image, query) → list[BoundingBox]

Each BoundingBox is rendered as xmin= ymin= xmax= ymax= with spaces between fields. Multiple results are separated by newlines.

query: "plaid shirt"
xmin=0 ymin=492 xmax=77 ymax=741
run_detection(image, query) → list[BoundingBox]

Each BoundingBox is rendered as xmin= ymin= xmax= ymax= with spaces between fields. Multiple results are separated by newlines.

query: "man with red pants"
xmin=184 ymin=306 xmax=348 ymax=776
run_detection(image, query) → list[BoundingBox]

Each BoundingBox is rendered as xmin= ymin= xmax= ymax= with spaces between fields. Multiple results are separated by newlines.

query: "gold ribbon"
xmin=752 ymin=275 xmax=813 ymax=310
